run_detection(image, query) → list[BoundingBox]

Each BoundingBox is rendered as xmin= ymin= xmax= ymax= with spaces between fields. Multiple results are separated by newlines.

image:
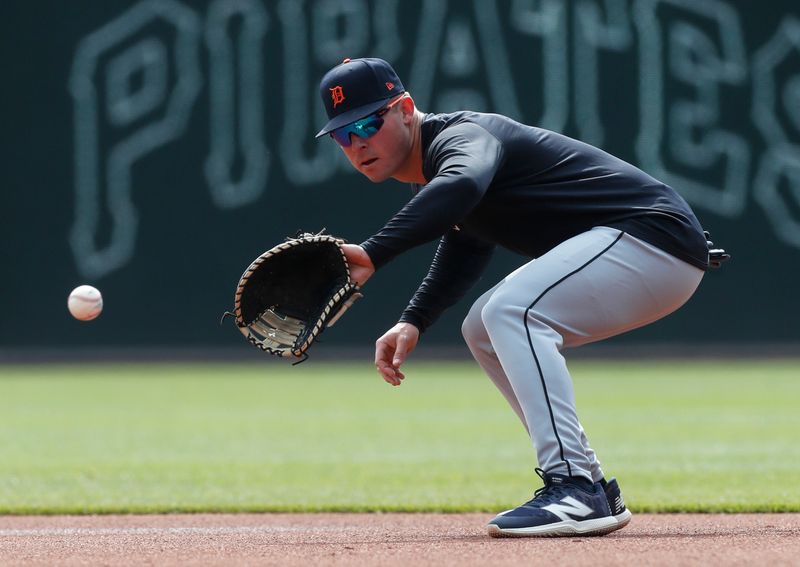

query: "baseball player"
xmin=315 ymin=57 xmax=726 ymax=537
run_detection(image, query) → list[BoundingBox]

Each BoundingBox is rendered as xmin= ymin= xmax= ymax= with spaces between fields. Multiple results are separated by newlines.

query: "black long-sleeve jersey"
xmin=360 ymin=111 xmax=709 ymax=333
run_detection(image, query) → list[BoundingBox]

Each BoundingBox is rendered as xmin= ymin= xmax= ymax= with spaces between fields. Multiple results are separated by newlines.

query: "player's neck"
xmin=392 ymin=110 xmax=426 ymax=185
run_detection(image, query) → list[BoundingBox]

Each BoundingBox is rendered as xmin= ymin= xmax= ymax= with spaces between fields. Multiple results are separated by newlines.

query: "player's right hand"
xmin=374 ymin=322 xmax=420 ymax=386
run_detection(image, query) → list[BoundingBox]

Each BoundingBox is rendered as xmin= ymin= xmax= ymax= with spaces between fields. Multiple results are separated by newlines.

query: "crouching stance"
xmin=314 ymin=57 xmax=726 ymax=537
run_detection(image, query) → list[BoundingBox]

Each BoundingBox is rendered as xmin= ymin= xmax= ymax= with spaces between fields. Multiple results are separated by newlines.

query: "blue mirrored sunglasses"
xmin=329 ymin=96 xmax=404 ymax=147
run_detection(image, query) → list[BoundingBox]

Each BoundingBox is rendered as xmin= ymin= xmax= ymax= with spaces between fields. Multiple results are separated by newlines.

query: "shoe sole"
xmin=487 ymin=509 xmax=632 ymax=538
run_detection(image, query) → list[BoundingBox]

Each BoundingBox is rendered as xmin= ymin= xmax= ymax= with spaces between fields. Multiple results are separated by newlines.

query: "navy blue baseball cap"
xmin=315 ymin=57 xmax=405 ymax=138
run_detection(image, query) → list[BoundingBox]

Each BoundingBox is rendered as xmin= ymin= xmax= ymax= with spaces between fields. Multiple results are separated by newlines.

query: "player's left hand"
xmin=341 ymin=244 xmax=376 ymax=286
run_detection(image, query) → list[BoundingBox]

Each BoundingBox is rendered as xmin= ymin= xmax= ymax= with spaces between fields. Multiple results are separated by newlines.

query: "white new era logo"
xmin=542 ymin=496 xmax=594 ymax=521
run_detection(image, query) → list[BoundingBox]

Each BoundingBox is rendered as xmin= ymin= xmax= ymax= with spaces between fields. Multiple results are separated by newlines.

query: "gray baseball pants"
xmin=461 ymin=226 xmax=704 ymax=482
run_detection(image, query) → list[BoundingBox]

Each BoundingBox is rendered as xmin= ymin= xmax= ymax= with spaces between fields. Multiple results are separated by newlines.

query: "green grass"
xmin=0 ymin=360 xmax=798 ymax=514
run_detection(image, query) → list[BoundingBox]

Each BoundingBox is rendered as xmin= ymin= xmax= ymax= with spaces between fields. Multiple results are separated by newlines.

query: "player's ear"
xmin=399 ymin=94 xmax=415 ymax=123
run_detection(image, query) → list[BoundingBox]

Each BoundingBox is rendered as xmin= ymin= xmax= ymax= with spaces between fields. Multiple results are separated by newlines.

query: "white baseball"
xmin=68 ymin=285 xmax=103 ymax=321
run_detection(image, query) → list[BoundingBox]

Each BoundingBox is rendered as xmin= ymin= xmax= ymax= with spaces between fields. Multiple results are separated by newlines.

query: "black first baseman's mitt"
xmin=223 ymin=232 xmax=362 ymax=361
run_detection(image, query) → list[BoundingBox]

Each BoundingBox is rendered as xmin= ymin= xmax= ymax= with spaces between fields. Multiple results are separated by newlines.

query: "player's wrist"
xmin=396 ymin=318 xmax=423 ymax=335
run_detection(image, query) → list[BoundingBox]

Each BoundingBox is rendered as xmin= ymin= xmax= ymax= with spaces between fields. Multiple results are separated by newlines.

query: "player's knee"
xmin=480 ymin=294 xmax=518 ymax=334
xmin=482 ymin=295 xmax=560 ymax=342
xmin=461 ymin=304 xmax=485 ymax=345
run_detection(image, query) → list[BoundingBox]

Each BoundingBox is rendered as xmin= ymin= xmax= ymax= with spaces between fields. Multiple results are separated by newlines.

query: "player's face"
xmin=335 ymin=97 xmax=414 ymax=182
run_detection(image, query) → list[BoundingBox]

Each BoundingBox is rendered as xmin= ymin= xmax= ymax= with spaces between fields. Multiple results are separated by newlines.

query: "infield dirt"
xmin=1 ymin=513 xmax=799 ymax=566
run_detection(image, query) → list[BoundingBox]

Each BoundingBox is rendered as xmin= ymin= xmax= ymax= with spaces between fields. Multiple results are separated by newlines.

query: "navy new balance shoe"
xmin=487 ymin=468 xmax=632 ymax=537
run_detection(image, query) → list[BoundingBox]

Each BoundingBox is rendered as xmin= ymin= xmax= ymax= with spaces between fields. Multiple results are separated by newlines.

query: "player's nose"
xmin=350 ymin=133 xmax=369 ymax=150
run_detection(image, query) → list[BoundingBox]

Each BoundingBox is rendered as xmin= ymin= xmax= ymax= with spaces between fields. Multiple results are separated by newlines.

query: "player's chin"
xmin=361 ymin=171 xmax=388 ymax=183
xmin=359 ymin=163 xmax=390 ymax=182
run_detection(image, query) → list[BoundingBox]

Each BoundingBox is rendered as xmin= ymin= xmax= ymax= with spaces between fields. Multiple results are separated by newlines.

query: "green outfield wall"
xmin=2 ymin=0 xmax=799 ymax=350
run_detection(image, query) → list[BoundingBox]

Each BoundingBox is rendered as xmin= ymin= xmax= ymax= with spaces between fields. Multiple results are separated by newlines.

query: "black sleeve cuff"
xmin=398 ymin=312 xmax=428 ymax=334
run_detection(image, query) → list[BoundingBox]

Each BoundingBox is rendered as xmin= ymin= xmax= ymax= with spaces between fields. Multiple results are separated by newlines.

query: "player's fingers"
xmin=376 ymin=357 xmax=400 ymax=385
xmin=378 ymin=362 xmax=399 ymax=387
xmin=374 ymin=338 xmax=395 ymax=368
xmin=380 ymin=366 xmax=400 ymax=385
xmin=383 ymin=364 xmax=403 ymax=382
xmin=393 ymin=335 xmax=409 ymax=368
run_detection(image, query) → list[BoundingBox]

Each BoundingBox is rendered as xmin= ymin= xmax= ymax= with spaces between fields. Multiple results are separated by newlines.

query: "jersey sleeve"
xmin=360 ymin=122 xmax=504 ymax=268
xmin=399 ymin=228 xmax=495 ymax=333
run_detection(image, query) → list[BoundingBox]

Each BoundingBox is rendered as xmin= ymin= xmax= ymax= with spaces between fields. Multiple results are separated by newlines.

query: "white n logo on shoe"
xmin=542 ymin=496 xmax=594 ymax=521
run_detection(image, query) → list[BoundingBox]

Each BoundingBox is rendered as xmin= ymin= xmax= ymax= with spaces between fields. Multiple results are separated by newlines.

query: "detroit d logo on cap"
xmin=330 ymin=85 xmax=345 ymax=107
